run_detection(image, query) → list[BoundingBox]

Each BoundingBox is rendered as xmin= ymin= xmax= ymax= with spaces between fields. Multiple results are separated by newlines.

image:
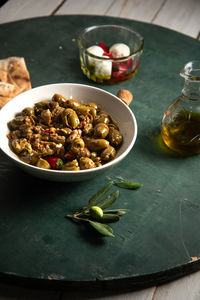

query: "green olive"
xmin=56 ymin=128 xmax=72 ymax=136
xmin=89 ymin=206 xmax=103 ymax=219
xmin=89 ymin=107 xmax=97 ymax=118
xmin=34 ymin=101 xmax=50 ymax=115
xmin=88 ymin=102 xmax=99 ymax=110
xmin=92 ymin=156 xmax=101 ymax=163
xmin=19 ymin=150 xmax=32 ymax=164
xmin=66 ymin=129 xmax=82 ymax=143
xmin=11 ymin=138 xmax=32 ymax=154
xmin=90 ymin=152 xmax=97 ymax=160
xmin=62 ymin=159 xmax=80 ymax=171
xmin=71 ymin=137 xmax=85 ymax=154
xmin=108 ymin=127 xmax=123 ymax=147
xmin=84 ymin=137 xmax=109 ymax=152
xmin=100 ymin=145 xmax=116 ymax=161
xmin=8 ymin=117 xmax=23 ymax=130
xmin=75 ymin=105 xmax=90 ymax=115
xmin=94 ymin=123 xmax=109 ymax=139
xmin=95 ymin=113 xmax=110 ymax=125
xmin=18 ymin=152 xmax=39 ymax=165
xmin=51 ymin=107 xmax=65 ymax=125
xmin=79 ymin=157 xmax=95 ymax=170
xmin=108 ymin=123 xmax=119 ymax=130
xmin=50 ymin=134 xmax=66 ymax=145
xmin=76 ymin=147 xmax=91 ymax=158
xmin=41 ymin=109 xmax=51 ymax=126
xmin=62 ymin=108 xmax=80 ymax=129
xmin=52 ymin=93 xmax=67 ymax=105
xmin=19 ymin=151 xmax=39 ymax=165
xmin=95 ymin=161 xmax=102 ymax=167
xmin=50 ymin=101 xmax=59 ymax=109
xmin=36 ymin=158 xmax=51 ymax=169
xmin=30 ymin=153 xmax=40 ymax=165
xmin=92 ymin=156 xmax=102 ymax=167
xmin=22 ymin=107 xmax=35 ymax=116
xmin=64 ymin=98 xmax=80 ymax=109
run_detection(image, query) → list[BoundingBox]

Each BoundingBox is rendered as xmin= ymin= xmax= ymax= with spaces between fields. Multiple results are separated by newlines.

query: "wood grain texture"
xmin=153 ymin=271 xmax=200 ymax=299
xmin=61 ymin=286 xmax=155 ymax=300
xmin=0 ymin=283 xmax=61 ymax=300
xmin=56 ymin=0 xmax=114 ymax=15
xmin=0 ymin=0 xmax=62 ymax=24
xmin=56 ymin=0 xmax=200 ymax=38
xmin=106 ymin=0 xmax=166 ymax=22
xmin=153 ymin=0 xmax=200 ymax=38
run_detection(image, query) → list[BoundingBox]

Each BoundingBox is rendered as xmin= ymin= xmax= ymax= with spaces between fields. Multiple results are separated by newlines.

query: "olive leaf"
xmin=114 ymin=180 xmax=143 ymax=189
xmin=89 ymin=220 xmax=115 ymax=237
xmin=86 ymin=181 xmax=113 ymax=209
xmin=97 ymin=190 xmax=119 ymax=209
xmin=98 ymin=213 xmax=120 ymax=223
xmin=103 ymin=209 xmax=128 ymax=216
xmin=66 ymin=178 xmax=142 ymax=238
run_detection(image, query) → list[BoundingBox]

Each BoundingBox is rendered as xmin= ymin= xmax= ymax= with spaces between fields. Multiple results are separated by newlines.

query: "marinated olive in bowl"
xmin=7 ymin=93 xmax=123 ymax=171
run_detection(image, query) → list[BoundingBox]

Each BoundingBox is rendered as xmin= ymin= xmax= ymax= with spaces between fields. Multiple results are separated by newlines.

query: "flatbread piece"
xmin=0 ymin=57 xmax=31 ymax=108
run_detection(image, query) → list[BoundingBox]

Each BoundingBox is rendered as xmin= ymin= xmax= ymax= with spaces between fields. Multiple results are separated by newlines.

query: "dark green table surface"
xmin=0 ymin=15 xmax=200 ymax=290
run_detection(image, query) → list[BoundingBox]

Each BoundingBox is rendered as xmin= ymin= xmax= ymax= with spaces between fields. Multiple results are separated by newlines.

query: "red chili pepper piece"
xmin=112 ymin=71 xmax=125 ymax=79
xmin=65 ymin=152 xmax=75 ymax=159
xmin=43 ymin=129 xmax=56 ymax=135
xmin=118 ymin=64 xmax=128 ymax=73
xmin=43 ymin=129 xmax=51 ymax=134
xmin=112 ymin=58 xmax=134 ymax=78
xmin=98 ymin=43 xmax=109 ymax=53
xmin=45 ymin=157 xmax=63 ymax=170
xmin=80 ymin=120 xmax=86 ymax=128
xmin=126 ymin=58 xmax=134 ymax=69
xmin=103 ymin=52 xmax=114 ymax=58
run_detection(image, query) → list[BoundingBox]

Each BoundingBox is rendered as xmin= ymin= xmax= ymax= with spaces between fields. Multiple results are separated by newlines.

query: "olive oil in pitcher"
xmin=161 ymin=61 xmax=200 ymax=155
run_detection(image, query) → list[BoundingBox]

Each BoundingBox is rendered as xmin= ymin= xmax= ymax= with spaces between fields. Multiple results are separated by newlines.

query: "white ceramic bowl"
xmin=0 ymin=83 xmax=137 ymax=182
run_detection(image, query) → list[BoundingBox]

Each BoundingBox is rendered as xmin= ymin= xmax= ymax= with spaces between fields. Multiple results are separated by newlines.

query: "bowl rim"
xmin=0 ymin=83 xmax=137 ymax=175
xmin=77 ymin=24 xmax=144 ymax=61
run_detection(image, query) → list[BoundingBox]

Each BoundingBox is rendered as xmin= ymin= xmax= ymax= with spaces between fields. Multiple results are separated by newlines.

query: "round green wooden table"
xmin=0 ymin=15 xmax=200 ymax=290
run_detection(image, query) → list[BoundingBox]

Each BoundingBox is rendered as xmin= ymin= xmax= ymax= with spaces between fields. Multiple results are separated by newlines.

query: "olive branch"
xmin=66 ymin=179 xmax=142 ymax=237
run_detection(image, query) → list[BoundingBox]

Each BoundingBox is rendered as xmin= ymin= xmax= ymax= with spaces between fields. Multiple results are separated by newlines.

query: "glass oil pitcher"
xmin=161 ymin=61 xmax=200 ymax=155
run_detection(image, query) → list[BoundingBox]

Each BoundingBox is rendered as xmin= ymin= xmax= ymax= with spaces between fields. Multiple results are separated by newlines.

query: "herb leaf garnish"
xmin=66 ymin=178 xmax=142 ymax=237
xmin=98 ymin=190 xmax=119 ymax=209
xmin=86 ymin=181 xmax=113 ymax=209
xmin=89 ymin=221 xmax=115 ymax=237
xmin=114 ymin=180 xmax=143 ymax=189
